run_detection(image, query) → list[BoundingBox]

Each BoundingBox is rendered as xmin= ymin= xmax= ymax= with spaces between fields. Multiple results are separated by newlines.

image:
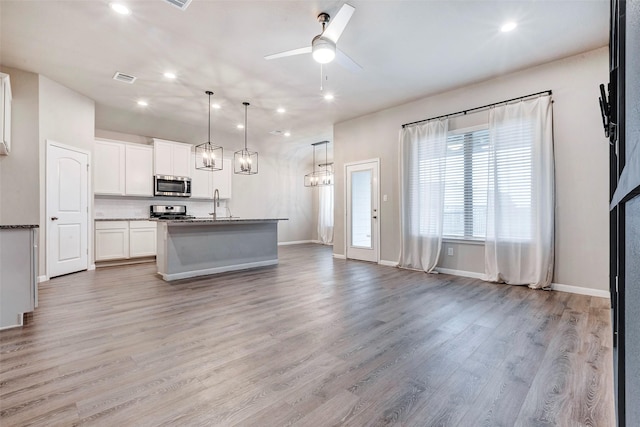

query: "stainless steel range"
xmin=150 ymin=205 xmax=195 ymax=220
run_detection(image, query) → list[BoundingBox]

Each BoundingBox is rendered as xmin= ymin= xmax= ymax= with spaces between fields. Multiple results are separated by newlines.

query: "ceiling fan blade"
xmin=335 ymin=48 xmax=362 ymax=73
xmin=264 ymin=46 xmax=312 ymax=60
xmin=323 ymin=4 xmax=355 ymax=43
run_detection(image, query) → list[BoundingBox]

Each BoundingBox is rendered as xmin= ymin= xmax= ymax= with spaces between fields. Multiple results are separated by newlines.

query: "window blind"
xmin=443 ymin=128 xmax=490 ymax=239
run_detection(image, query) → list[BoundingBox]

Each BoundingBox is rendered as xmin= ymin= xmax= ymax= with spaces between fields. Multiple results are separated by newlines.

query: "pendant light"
xmin=304 ymin=141 xmax=333 ymax=187
xmin=195 ymin=90 xmax=223 ymax=171
xmin=234 ymin=102 xmax=258 ymax=175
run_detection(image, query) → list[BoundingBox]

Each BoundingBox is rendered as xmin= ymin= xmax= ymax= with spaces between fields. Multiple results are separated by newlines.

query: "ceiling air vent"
xmin=162 ymin=0 xmax=192 ymax=11
xmin=112 ymin=72 xmax=137 ymax=84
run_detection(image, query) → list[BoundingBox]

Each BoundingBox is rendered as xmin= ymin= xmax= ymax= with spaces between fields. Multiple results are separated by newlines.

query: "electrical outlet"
xmin=383 ymin=194 xmax=388 ymax=202
xmin=447 ymin=247 xmax=454 ymax=256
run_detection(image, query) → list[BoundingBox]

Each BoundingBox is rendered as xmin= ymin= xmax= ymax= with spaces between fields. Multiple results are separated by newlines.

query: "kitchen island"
xmin=155 ymin=218 xmax=287 ymax=281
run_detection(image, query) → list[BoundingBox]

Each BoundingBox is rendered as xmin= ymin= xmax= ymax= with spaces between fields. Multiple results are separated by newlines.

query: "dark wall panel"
xmin=625 ymin=2 xmax=640 ymax=426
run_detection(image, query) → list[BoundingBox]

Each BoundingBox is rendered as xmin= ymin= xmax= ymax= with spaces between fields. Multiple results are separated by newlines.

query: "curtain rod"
xmin=401 ymin=90 xmax=552 ymax=129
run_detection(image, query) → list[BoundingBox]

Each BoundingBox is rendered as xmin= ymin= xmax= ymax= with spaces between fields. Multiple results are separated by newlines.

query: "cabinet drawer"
xmin=129 ymin=220 xmax=157 ymax=229
xmin=95 ymin=221 xmax=128 ymax=230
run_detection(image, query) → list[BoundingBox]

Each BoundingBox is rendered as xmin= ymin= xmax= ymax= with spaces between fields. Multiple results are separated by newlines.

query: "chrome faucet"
xmin=210 ymin=188 xmax=220 ymax=219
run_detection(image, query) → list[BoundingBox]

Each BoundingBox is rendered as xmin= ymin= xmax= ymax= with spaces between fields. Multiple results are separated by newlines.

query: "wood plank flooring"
xmin=0 ymin=244 xmax=615 ymax=426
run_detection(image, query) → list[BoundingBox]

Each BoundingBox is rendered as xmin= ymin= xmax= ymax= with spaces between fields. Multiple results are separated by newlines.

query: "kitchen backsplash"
xmin=94 ymin=197 xmax=229 ymax=219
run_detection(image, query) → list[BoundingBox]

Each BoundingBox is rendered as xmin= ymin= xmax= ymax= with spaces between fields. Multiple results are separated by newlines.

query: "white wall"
xmin=38 ymin=75 xmax=95 ymax=275
xmin=227 ymin=145 xmax=313 ymax=243
xmin=333 ymin=47 xmax=610 ymax=292
xmin=0 ymin=66 xmax=40 ymax=225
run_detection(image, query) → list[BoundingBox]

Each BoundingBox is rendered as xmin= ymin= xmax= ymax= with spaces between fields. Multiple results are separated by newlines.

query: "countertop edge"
xmin=0 ymin=225 xmax=39 ymax=229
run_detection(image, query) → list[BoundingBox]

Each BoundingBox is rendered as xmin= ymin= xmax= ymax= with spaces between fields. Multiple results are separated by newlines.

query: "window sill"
xmin=442 ymin=237 xmax=485 ymax=246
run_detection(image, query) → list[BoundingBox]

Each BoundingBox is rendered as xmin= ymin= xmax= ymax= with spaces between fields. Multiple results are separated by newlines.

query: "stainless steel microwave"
xmin=154 ymin=175 xmax=191 ymax=197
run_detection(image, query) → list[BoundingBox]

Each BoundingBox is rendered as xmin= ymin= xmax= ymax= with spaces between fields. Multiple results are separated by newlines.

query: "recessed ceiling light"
xmin=137 ymin=100 xmax=148 ymax=107
xmin=237 ymin=124 xmax=244 ymax=129
xmin=164 ymin=72 xmax=176 ymax=79
xmin=277 ymin=107 xmax=286 ymax=113
xmin=211 ymin=103 xmax=221 ymax=109
xmin=324 ymin=93 xmax=334 ymax=101
xmin=110 ymin=2 xmax=131 ymax=15
xmin=500 ymin=21 xmax=517 ymax=32
xmin=284 ymin=132 xmax=291 ymax=137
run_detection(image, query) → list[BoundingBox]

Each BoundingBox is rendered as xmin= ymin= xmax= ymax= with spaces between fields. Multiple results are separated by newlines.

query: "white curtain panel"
xmin=399 ymin=119 xmax=449 ymax=272
xmin=317 ymin=185 xmax=334 ymax=245
xmin=485 ymin=95 xmax=554 ymax=289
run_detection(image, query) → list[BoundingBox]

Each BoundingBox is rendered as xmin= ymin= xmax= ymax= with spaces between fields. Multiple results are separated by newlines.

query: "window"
xmin=438 ymin=125 xmax=532 ymax=241
xmin=442 ymin=127 xmax=490 ymax=239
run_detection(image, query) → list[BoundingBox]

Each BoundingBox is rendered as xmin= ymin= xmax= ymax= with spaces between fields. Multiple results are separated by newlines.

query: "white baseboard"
xmin=551 ymin=283 xmax=610 ymax=298
xmin=160 ymin=259 xmax=278 ymax=281
xmin=278 ymin=240 xmax=313 ymax=246
xmin=333 ymin=253 xmax=346 ymax=260
xmin=88 ymin=264 xmax=96 ymax=271
xmin=37 ymin=275 xmax=49 ymax=283
xmin=434 ymin=267 xmax=487 ymax=280
xmin=379 ymin=260 xmax=399 ymax=267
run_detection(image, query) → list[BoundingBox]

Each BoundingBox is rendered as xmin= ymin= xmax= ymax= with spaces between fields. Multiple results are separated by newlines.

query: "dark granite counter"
xmin=0 ymin=225 xmax=39 ymax=229
xmin=95 ymin=218 xmax=154 ymax=221
xmin=154 ymin=218 xmax=288 ymax=225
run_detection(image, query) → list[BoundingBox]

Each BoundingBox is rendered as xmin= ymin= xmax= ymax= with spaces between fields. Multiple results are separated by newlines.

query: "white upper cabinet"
xmin=125 ymin=144 xmax=153 ymax=196
xmin=0 ymin=73 xmax=12 ymax=155
xmin=94 ymin=139 xmax=153 ymax=196
xmin=94 ymin=140 xmax=126 ymax=195
xmin=153 ymin=139 xmax=191 ymax=178
xmin=191 ymin=152 xmax=214 ymax=199
xmin=190 ymin=155 xmax=232 ymax=200
xmin=212 ymin=158 xmax=232 ymax=199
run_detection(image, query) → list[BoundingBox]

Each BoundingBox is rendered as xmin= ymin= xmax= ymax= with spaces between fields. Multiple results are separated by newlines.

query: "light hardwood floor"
xmin=0 ymin=244 xmax=615 ymax=426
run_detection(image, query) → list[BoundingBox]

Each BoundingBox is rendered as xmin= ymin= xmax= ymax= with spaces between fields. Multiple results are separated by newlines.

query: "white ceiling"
xmin=0 ymin=0 xmax=608 ymax=148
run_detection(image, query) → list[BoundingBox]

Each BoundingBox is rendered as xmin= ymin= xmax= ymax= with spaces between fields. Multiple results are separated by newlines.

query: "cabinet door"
xmin=129 ymin=221 xmax=157 ymax=257
xmin=172 ymin=143 xmax=192 ymax=178
xmin=0 ymin=228 xmax=36 ymax=329
xmin=191 ymin=152 xmax=213 ymax=199
xmin=94 ymin=140 xmax=125 ymax=195
xmin=125 ymin=144 xmax=153 ymax=196
xmin=154 ymin=140 xmax=173 ymax=176
xmin=95 ymin=221 xmax=129 ymax=261
xmin=212 ymin=158 xmax=232 ymax=199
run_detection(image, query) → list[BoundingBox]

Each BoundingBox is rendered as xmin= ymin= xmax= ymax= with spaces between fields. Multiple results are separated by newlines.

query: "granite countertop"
xmin=0 ymin=225 xmax=39 ymax=229
xmin=154 ymin=218 xmax=288 ymax=224
xmin=95 ymin=218 xmax=154 ymax=221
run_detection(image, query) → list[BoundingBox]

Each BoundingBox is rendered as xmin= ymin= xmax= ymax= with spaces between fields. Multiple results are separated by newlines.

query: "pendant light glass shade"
xmin=234 ymin=102 xmax=258 ymax=175
xmin=195 ymin=91 xmax=223 ymax=171
xmin=304 ymin=141 xmax=333 ymax=186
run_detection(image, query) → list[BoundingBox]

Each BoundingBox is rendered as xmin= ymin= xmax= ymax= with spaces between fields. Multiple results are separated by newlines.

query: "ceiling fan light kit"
xmin=195 ymin=90 xmax=224 ymax=171
xmin=264 ymin=3 xmax=361 ymax=72
xmin=312 ymin=36 xmax=336 ymax=64
xmin=234 ymin=102 xmax=258 ymax=175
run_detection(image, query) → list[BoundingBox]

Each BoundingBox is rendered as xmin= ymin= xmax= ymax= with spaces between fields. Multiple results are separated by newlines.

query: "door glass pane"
xmin=351 ymin=169 xmax=372 ymax=248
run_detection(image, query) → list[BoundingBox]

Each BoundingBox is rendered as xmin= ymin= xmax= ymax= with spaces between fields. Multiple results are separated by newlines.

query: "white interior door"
xmin=346 ymin=159 xmax=379 ymax=262
xmin=47 ymin=142 xmax=88 ymax=278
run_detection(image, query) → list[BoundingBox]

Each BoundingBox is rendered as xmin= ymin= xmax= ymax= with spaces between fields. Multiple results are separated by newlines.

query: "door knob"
xmin=51 ymin=217 xmax=58 ymax=221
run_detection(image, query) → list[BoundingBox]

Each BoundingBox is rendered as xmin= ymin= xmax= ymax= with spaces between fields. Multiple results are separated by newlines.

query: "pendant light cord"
xmin=243 ymin=102 xmax=250 ymax=151
xmin=205 ymin=90 xmax=214 ymax=144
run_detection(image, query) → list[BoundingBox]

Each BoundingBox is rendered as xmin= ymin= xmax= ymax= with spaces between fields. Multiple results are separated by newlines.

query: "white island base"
xmin=156 ymin=219 xmax=286 ymax=281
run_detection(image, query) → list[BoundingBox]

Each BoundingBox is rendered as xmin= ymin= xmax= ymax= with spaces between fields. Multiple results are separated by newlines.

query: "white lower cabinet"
xmin=0 ymin=227 xmax=37 ymax=329
xmin=129 ymin=221 xmax=157 ymax=257
xmin=95 ymin=221 xmax=129 ymax=261
xmin=95 ymin=221 xmax=157 ymax=261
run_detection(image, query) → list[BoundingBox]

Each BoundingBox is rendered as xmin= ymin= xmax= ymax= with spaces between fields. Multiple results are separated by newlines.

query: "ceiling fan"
xmin=264 ymin=3 xmax=362 ymax=72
